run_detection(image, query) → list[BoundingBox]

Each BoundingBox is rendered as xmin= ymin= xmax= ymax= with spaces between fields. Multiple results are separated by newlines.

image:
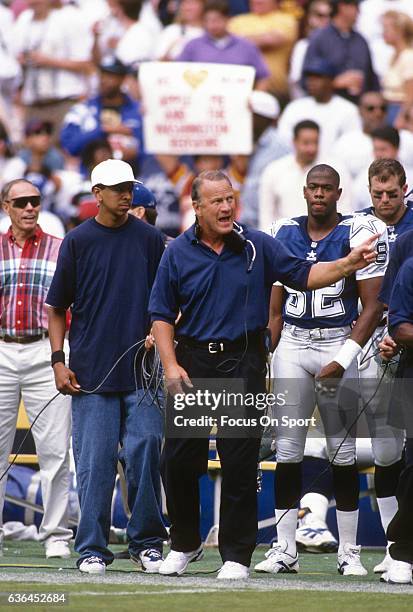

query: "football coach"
xmin=149 ymin=169 xmax=379 ymax=580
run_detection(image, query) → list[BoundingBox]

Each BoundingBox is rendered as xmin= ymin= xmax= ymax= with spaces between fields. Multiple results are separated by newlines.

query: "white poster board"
xmin=139 ymin=62 xmax=255 ymax=155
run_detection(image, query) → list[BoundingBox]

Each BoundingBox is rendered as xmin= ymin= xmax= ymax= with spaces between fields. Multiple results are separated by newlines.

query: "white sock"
xmin=300 ymin=492 xmax=329 ymax=522
xmin=377 ymin=496 xmax=398 ymax=536
xmin=336 ymin=509 xmax=359 ymax=553
xmin=275 ymin=508 xmax=298 ymax=556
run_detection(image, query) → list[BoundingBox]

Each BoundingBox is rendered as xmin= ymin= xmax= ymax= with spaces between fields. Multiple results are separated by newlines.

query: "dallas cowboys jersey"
xmin=358 ymin=206 xmax=413 ymax=253
xmin=269 ymin=214 xmax=388 ymax=329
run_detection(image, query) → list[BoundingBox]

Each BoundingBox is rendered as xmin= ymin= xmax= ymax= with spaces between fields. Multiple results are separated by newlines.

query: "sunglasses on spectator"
xmin=313 ymin=10 xmax=331 ymax=17
xmin=364 ymin=105 xmax=387 ymax=112
xmin=5 ymin=196 xmax=41 ymax=209
xmin=33 ymin=128 xmax=52 ymax=135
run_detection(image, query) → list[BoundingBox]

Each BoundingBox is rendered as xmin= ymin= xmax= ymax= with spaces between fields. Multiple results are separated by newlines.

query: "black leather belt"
xmin=178 ymin=332 xmax=263 ymax=354
xmin=0 ymin=332 xmax=49 ymax=344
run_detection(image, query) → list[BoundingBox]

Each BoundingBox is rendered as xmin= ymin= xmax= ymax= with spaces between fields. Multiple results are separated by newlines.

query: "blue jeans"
xmin=72 ymin=389 xmax=167 ymax=565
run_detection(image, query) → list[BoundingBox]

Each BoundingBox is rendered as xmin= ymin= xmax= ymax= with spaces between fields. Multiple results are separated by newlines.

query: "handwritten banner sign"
xmin=139 ymin=62 xmax=255 ymax=155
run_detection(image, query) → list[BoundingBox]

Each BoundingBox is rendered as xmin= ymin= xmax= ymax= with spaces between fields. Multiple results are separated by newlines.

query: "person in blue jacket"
xmin=60 ymin=56 xmax=143 ymax=174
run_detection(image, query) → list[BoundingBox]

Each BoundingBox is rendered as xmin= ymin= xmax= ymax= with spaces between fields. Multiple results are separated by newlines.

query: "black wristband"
xmin=51 ymin=350 xmax=65 ymax=367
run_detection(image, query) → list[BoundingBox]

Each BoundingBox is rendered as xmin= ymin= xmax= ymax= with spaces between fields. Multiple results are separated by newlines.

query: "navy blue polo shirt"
xmin=379 ymin=229 xmax=413 ymax=306
xmin=47 ymin=216 xmax=164 ymax=392
xmin=149 ymin=224 xmax=312 ymax=342
xmin=388 ymin=257 xmax=413 ymax=335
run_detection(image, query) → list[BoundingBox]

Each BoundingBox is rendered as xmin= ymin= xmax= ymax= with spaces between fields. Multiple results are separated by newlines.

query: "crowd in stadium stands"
xmin=0 ymin=0 xmax=412 ymax=238
xmin=3 ymin=0 xmax=413 ymax=583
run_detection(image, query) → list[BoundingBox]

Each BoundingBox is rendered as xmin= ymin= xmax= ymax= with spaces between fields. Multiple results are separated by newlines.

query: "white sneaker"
xmin=159 ymin=546 xmax=204 ymax=576
xmin=45 ymin=540 xmax=71 ymax=559
xmin=131 ymin=548 xmax=163 ymax=573
xmin=254 ymin=540 xmax=299 ymax=574
xmin=217 ymin=561 xmax=249 ymax=580
xmin=380 ymin=559 xmax=413 ymax=584
xmin=78 ymin=556 xmax=106 ymax=575
xmin=296 ymin=510 xmax=338 ymax=553
xmin=337 ymin=544 xmax=368 ymax=576
xmin=374 ymin=547 xmax=392 ymax=574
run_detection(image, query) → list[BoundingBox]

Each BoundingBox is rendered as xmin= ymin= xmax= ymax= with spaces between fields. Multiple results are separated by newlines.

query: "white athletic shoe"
xmin=159 ymin=546 xmax=204 ymax=576
xmin=130 ymin=548 xmax=163 ymax=573
xmin=45 ymin=539 xmax=71 ymax=559
xmin=78 ymin=556 xmax=106 ymax=575
xmin=373 ymin=547 xmax=392 ymax=574
xmin=380 ymin=559 xmax=413 ymax=584
xmin=217 ymin=561 xmax=249 ymax=580
xmin=296 ymin=510 xmax=338 ymax=553
xmin=254 ymin=540 xmax=299 ymax=574
xmin=337 ymin=544 xmax=368 ymax=576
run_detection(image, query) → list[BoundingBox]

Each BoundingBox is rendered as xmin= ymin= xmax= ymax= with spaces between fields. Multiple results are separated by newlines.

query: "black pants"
xmin=387 ymin=438 xmax=413 ymax=563
xmin=161 ymin=341 xmax=266 ymax=567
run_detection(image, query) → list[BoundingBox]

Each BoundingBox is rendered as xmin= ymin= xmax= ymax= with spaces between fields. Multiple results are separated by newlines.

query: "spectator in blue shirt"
xmin=60 ymin=57 xmax=143 ymax=174
xmin=149 ymin=169 xmax=381 ymax=581
xmin=47 ymin=159 xmax=168 ymax=577
xmin=302 ymin=0 xmax=379 ymax=104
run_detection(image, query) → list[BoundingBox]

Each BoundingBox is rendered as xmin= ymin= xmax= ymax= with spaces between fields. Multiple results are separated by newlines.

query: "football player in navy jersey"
xmin=355 ymin=159 xmax=413 ymax=573
xmin=254 ymin=164 xmax=388 ymax=577
xmin=294 ymin=159 xmax=413 ymax=565
xmin=358 ymin=159 xmax=413 ymax=251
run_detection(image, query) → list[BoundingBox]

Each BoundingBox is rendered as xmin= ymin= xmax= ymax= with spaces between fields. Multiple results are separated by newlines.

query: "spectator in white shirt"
xmin=115 ymin=0 xmax=156 ymax=68
xmin=356 ymin=0 xmax=413 ymax=80
xmin=334 ymin=91 xmax=388 ymax=178
xmin=278 ymin=58 xmax=361 ymax=156
xmin=259 ymin=119 xmax=351 ymax=228
xmin=381 ymin=10 xmax=413 ymax=128
xmin=335 ymin=92 xmax=413 ymax=177
xmin=11 ymin=0 xmax=93 ymax=134
xmin=155 ymin=0 xmax=204 ymax=60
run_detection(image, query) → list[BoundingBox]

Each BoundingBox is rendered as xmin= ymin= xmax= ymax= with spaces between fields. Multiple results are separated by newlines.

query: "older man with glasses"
xmin=0 ymin=178 xmax=72 ymax=559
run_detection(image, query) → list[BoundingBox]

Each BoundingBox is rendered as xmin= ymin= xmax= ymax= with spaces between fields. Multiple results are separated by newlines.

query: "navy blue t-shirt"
xmin=149 ymin=224 xmax=312 ymax=342
xmin=379 ymin=228 xmax=413 ymax=306
xmin=47 ymin=216 xmax=164 ymax=392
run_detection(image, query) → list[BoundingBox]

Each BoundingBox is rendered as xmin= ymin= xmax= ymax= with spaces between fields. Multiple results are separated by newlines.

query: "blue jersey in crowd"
xmin=60 ymin=94 xmax=144 ymax=171
xmin=149 ymin=224 xmax=313 ymax=342
xmin=269 ymin=214 xmax=388 ymax=329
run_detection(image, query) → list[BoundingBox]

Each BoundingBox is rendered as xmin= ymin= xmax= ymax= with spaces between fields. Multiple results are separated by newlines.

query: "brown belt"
xmin=0 ymin=332 xmax=49 ymax=344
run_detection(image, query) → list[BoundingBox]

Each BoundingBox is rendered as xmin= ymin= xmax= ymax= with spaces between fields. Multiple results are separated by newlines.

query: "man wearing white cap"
xmin=46 ymin=159 xmax=168 ymax=575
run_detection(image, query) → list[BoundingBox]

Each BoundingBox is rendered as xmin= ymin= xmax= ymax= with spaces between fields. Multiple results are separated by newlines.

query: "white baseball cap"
xmin=249 ymin=91 xmax=280 ymax=119
xmin=91 ymin=159 xmax=137 ymax=187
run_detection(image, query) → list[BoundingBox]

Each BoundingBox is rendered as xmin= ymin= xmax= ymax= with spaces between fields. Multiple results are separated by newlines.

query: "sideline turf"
xmin=0 ymin=542 xmax=411 ymax=611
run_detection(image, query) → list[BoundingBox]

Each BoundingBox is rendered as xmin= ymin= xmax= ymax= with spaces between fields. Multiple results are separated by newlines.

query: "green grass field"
xmin=0 ymin=542 xmax=411 ymax=611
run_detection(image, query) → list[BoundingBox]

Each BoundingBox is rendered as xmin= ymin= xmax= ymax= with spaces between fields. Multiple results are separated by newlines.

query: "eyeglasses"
xmin=29 ymin=128 xmax=52 ymax=136
xmin=312 ymin=11 xmax=331 ymax=18
xmin=5 ymin=195 xmax=41 ymax=209
xmin=364 ymin=105 xmax=387 ymax=112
